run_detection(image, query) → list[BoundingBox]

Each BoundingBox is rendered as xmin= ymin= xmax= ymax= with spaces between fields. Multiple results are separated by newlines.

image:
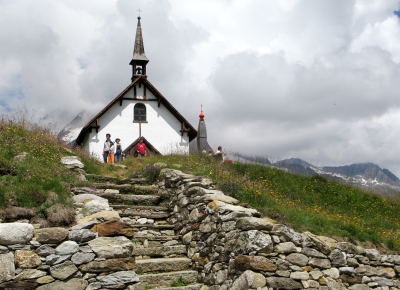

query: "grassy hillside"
xmin=1 ymin=115 xmax=399 ymax=250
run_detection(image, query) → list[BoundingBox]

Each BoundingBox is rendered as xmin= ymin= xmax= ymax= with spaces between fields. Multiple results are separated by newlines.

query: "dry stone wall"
xmin=0 ymin=166 xmax=400 ymax=290
xmin=160 ymin=168 xmax=400 ymax=290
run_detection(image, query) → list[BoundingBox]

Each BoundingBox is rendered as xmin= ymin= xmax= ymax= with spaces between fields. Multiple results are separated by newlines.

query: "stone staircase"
xmin=73 ymin=175 xmax=204 ymax=290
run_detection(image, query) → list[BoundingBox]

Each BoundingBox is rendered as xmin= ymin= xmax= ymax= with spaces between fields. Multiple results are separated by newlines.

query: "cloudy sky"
xmin=1 ymin=0 xmax=400 ymax=174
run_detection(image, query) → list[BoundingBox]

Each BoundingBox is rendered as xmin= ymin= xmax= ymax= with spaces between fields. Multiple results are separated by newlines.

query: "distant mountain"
xmin=270 ymin=158 xmax=400 ymax=197
xmin=58 ymin=110 xmax=92 ymax=146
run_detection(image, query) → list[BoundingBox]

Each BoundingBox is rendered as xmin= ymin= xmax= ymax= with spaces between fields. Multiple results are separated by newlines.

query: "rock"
xmin=69 ymin=229 xmax=97 ymax=243
xmin=201 ymin=194 xmax=239 ymax=205
xmin=337 ymin=242 xmax=366 ymax=255
xmin=69 ymin=221 xmax=99 ymax=230
xmin=34 ymin=228 xmax=69 ymax=244
xmin=236 ymin=217 xmax=275 ymax=231
xmin=90 ymin=220 xmax=125 ymax=236
xmin=234 ymin=255 xmax=277 ymax=272
xmin=377 ymin=267 xmax=396 ymax=278
xmin=14 ymin=250 xmax=41 ymax=268
xmin=45 ymin=253 xmax=71 ymax=266
xmin=49 ymin=261 xmax=78 ymax=280
xmin=198 ymin=188 xmax=225 ymax=196
xmin=182 ymin=231 xmax=193 ymax=244
xmin=274 ymin=242 xmax=297 ymax=254
xmin=301 ymin=247 xmax=327 ymax=258
xmin=304 ymin=232 xmax=337 ymax=254
xmin=235 ymin=230 xmax=273 ymax=254
xmin=76 ymin=211 xmax=120 ymax=225
xmin=61 ymin=156 xmax=84 ymax=169
xmin=78 ymin=257 xmax=135 ymax=272
xmin=348 ymin=284 xmax=371 ymax=290
xmin=232 ymin=270 xmax=266 ymax=289
xmin=355 ymin=265 xmax=379 ymax=276
xmin=36 ymin=275 xmax=55 ymax=284
xmin=83 ymin=199 xmax=111 ymax=216
xmin=271 ymin=224 xmax=308 ymax=246
xmin=365 ymin=249 xmax=380 ymax=261
xmin=88 ymin=236 xmax=133 ymax=258
xmin=285 ymin=253 xmax=309 ymax=266
xmin=72 ymin=194 xmax=107 ymax=204
xmin=36 ymin=278 xmax=88 ymax=290
xmin=55 ymin=241 xmax=79 ymax=255
xmin=0 ymin=280 xmax=38 ymax=289
xmin=14 ymin=152 xmax=28 ymax=162
xmin=329 ymin=249 xmax=347 ymax=266
xmin=13 ymin=269 xmax=46 ymax=280
xmin=207 ymin=200 xmax=259 ymax=216
xmin=0 ymin=253 xmax=15 ymax=283
xmin=36 ymin=245 xmax=55 ymax=257
xmin=71 ymin=252 xmax=96 ymax=265
xmin=96 ymin=271 xmax=139 ymax=288
xmin=265 ymin=277 xmax=303 ymax=289
xmin=323 ymin=267 xmax=340 ymax=279
xmin=289 ymin=271 xmax=309 ymax=280
xmin=308 ymin=258 xmax=332 ymax=269
xmin=0 ymin=223 xmax=34 ymax=245
xmin=189 ymin=208 xmax=199 ymax=222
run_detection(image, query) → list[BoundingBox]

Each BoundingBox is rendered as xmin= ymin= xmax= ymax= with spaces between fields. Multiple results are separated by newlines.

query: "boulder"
xmin=329 ymin=249 xmax=347 ymax=266
xmin=234 ymin=255 xmax=277 ymax=272
xmin=34 ymin=228 xmax=69 ymax=244
xmin=232 ymin=270 xmax=266 ymax=290
xmin=96 ymin=271 xmax=139 ymax=288
xmin=90 ymin=220 xmax=125 ymax=236
xmin=36 ymin=278 xmax=88 ymax=290
xmin=76 ymin=210 xmax=120 ymax=225
xmin=14 ymin=250 xmax=41 ymax=268
xmin=83 ymin=199 xmax=111 ymax=216
xmin=78 ymin=257 xmax=135 ymax=272
xmin=69 ymin=229 xmax=97 ymax=243
xmin=235 ymin=230 xmax=273 ymax=254
xmin=49 ymin=261 xmax=78 ymax=280
xmin=55 ymin=241 xmax=79 ymax=255
xmin=88 ymin=236 xmax=133 ymax=259
xmin=0 ymin=223 xmax=34 ymax=245
xmin=236 ymin=217 xmax=275 ymax=231
xmin=0 ymin=253 xmax=15 ymax=283
xmin=61 ymin=156 xmax=84 ymax=169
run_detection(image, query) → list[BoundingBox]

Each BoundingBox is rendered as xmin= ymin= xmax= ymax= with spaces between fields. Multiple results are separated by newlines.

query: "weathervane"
xmin=137 ymin=8 xmax=142 ymax=17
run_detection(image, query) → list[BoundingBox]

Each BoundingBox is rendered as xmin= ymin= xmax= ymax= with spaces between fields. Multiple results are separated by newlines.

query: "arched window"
xmin=134 ymin=103 xmax=146 ymax=122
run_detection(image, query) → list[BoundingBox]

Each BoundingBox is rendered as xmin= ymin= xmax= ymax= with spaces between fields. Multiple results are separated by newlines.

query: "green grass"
xmin=171 ymin=277 xmax=189 ymax=287
xmin=1 ymin=111 xmax=399 ymax=250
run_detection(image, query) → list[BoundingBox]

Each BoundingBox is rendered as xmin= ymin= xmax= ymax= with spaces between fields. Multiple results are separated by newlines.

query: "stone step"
xmin=131 ymin=245 xmax=186 ymax=257
xmin=93 ymin=183 xmax=158 ymax=194
xmin=112 ymin=205 xmax=169 ymax=219
xmin=156 ymin=284 xmax=204 ymax=290
xmin=133 ymin=235 xmax=181 ymax=241
xmin=86 ymin=174 xmax=148 ymax=185
xmin=96 ymin=193 xmax=160 ymax=205
xmin=133 ymin=270 xmax=198 ymax=290
xmin=134 ymin=257 xmax=192 ymax=274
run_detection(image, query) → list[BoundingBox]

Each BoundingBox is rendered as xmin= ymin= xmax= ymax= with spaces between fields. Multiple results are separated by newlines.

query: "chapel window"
xmin=134 ymin=103 xmax=146 ymax=122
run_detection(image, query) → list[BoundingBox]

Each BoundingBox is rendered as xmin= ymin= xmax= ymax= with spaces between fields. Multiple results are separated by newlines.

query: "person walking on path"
xmin=137 ymin=138 xmax=147 ymax=158
xmin=107 ymin=141 xmax=115 ymax=164
xmin=102 ymin=133 xmax=112 ymax=163
xmin=114 ymin=138 xmax=123 ymax=162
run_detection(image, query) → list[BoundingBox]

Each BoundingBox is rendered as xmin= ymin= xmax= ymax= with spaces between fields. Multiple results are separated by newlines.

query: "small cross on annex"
xmin=74 ymin=16 xmax=197 ymax=160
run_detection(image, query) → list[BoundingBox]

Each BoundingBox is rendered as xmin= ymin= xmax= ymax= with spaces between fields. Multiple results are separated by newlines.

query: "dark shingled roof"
xmin=132 ymin=17 xmax=149 ymax=61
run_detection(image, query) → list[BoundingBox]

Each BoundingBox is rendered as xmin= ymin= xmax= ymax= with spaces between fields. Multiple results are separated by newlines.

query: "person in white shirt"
xmin=215 ymin=146 xmax=227 ymax=161
xmin=102 ymin=133 xmax=111 ymax=163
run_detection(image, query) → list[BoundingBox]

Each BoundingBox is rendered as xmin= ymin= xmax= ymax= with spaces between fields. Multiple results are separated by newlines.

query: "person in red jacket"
xmin=136 ymin=138 xmax=147 ymax=158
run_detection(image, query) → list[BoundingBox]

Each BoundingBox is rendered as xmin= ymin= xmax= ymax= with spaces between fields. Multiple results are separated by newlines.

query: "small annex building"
xmin=75 ymin=16 xmax=197 ymax=159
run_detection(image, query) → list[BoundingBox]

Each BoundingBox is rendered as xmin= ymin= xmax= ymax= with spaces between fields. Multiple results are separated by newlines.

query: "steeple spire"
xmin=130 ymin=14 xmax=149 ymax=81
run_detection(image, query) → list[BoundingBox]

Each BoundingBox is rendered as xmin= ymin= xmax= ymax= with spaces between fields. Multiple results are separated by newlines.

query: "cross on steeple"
xmin=137 ymin=8 xmax=142 ymax=17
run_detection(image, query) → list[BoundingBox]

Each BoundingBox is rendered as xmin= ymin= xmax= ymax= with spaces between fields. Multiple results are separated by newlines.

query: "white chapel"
xmin=74 ymin=16 xmax=197 ymax=159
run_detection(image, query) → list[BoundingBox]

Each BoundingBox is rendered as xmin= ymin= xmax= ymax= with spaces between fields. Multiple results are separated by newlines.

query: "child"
xmin=108 ymin=141 xmax=115 ymax=164
xmin=114 ymin=138 xmax=123 ymax=162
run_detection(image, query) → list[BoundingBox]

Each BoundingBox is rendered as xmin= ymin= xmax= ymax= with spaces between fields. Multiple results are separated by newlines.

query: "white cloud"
xmin=1 ymin=0 xmax=400 ymax=175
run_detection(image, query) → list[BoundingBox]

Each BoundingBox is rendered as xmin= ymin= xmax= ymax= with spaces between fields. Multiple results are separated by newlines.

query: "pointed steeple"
xmin=130 ymin=16 xmax=149 ymax=81
xmin=197 ymin=105 xmax=211 ymax=153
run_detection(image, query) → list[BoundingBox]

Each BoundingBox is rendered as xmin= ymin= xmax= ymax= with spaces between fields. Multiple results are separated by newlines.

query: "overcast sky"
xmin=1 ymin=0 xmax=400 ymax=175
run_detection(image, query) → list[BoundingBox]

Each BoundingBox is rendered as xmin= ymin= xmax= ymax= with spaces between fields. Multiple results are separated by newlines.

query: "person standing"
xmin=215 ymin=146 xmax=227 ymax=161
xmin=114 ymin=138 xmax=123 ymax=162
xmin=137 ymin=138 xmax=147 ymax=158
xmin=108 ymin=141 xmax=115 ymax=164
xmin=102 ymin=133 xmax=112 ymax=163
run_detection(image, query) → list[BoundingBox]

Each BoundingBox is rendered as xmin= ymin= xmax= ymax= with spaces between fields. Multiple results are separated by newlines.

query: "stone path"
xmin=72 ymin=174 xmax=204 ymax=290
